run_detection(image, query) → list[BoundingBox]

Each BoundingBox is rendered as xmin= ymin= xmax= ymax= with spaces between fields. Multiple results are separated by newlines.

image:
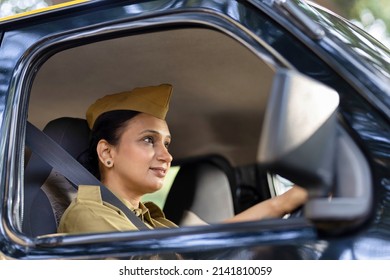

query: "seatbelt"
xmin=25 ymin=121 xmax=149 ymax=230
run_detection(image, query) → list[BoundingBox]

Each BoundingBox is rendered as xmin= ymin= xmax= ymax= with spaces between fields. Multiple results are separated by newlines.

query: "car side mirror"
xmin=258 ymin=69 xmax=339 ymax=196
xmin=259 ymin=69 xmax=373 ymax=231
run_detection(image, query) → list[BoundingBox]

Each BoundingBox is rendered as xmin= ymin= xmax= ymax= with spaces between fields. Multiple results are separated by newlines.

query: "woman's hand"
xmin=275 ymin=185 xmax=308 ymax=215
xmin=224 ymin=185 xmax=308 ymax=223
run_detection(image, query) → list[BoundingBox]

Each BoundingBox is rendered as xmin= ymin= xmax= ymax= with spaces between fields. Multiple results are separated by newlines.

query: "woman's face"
xmin=104 ymin=113 xmax=173 ymax=197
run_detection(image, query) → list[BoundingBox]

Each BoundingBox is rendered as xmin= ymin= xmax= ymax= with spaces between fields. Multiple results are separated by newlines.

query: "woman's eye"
xmin=165 ymin=142 xmax=170 ymax=149
xmin=143 ymin=136 xmax=154 ymax=144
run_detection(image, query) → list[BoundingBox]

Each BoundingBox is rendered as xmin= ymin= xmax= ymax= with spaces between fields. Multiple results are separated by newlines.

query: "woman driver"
xmin=58 ymin=84 xmax=307 ymax=234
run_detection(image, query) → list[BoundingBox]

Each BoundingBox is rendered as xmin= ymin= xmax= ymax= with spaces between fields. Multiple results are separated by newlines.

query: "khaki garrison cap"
xmin=86 ymin=84 xmax=173 ymax=129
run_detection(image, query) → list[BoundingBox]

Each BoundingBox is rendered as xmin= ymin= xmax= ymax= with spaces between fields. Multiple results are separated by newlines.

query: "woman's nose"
xmin=157 ymin=145 xmax=173 ymax=163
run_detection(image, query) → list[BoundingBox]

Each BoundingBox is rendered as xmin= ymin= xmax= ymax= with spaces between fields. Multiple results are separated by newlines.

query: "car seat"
xmin=23 ymin=117 xmax=90 ymax=237
xmin=163 ymin=157 xmax=237 ymax=226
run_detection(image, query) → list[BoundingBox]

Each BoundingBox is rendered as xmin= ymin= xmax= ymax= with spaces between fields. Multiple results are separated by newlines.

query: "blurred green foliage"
xmin=333 ymin=0 xmax=390 ymax=31
xmin=331 ymin=0 xmax=390 ymax=46
xmin=0 ymin=0 xmax=51 ymax=17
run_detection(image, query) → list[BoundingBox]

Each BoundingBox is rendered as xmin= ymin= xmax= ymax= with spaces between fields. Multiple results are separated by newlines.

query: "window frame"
xmin=2 ymin=10 xmax=312 ymax=259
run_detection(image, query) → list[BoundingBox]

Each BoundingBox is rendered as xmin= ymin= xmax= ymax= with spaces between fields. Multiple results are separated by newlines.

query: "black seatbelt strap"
xmin=25 ymin=121 xmax=149 ymax=230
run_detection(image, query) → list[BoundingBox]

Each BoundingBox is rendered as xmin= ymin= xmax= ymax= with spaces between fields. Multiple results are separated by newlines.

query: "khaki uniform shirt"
xmin=57 ymin=185 xmax=177 ymax=234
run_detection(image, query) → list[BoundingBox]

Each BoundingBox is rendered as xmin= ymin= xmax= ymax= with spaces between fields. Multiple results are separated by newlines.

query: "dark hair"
xmin=81 ymin=110 xmax=140 ymax=179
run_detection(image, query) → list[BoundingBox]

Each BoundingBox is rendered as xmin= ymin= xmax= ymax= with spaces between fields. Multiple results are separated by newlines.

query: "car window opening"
xmin=23 ymin=27 xmax=279 ymax=238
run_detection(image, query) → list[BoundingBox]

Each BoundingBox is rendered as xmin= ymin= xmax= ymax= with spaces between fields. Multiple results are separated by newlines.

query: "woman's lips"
xmin=150 ymin=167 xmax=167 ymax=178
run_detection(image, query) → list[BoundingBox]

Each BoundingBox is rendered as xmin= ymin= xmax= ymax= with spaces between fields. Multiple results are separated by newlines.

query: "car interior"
xmin=24 ymin=27 xmax=276 ymax=237
xmin=20 ymin=26 xmax=373 ymax=239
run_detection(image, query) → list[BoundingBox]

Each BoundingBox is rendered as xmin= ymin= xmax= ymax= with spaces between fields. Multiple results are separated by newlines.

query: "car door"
xmin=0 ymin=0 xmax=385 ymax=260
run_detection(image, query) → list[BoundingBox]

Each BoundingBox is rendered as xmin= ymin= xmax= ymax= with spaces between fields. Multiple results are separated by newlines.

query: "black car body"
xmin=0 ymin=0 xmax=389 ymax=260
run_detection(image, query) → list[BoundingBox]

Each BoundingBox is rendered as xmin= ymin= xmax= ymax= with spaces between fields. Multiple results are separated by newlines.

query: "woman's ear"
xmin=97 ymin=139 xmax=114 ymax=168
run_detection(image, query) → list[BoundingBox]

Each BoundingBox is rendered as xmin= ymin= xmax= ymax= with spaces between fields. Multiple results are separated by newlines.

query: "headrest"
xmin=43 ymin=117 xmax=90 ymax=159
